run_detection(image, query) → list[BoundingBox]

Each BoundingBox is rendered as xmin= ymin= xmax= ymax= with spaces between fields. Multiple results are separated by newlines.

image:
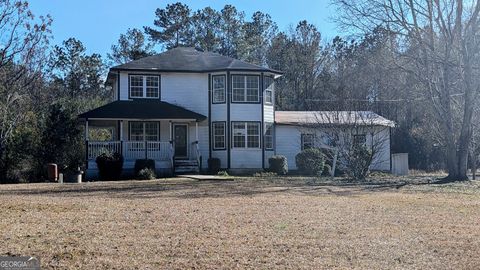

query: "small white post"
xmin=85 ymin=120 xmax=89 ymax=140
xmin=195 ymin=121 xmax=198 ymax=142
xmin=119 ymin=120 xmax=124 ymax=141
xmin=331 ymin=148 xmax=338 ymax=177
xmin=169 ymin=121 xmax=172 ymax=142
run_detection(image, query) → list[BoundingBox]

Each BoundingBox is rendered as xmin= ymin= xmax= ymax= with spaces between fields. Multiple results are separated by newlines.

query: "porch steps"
xmin=174 ymin=159 xmax=199 ymax=174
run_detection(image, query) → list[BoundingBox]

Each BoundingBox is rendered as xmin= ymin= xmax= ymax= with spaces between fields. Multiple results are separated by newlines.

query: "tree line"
xmin=0 ymin=0 xmax=478 ymax=182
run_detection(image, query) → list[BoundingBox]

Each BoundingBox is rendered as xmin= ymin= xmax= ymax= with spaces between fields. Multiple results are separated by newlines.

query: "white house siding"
xmin=212 ymin=150 xmax=228 ymax=169
xmin=263 ymin=105 xmax=274 ymax=123
xmin=230 ymin=104 xmax=262 ymax=121
xmin=161 ymin=73 xmax=208 ymax=115
xmin=230 ymin=149 xmax=263 ymax=169
xmin=275 ymin=125 xmax=302 ymax=170
xmin=275 ymin=124 xmax=391 ymax=172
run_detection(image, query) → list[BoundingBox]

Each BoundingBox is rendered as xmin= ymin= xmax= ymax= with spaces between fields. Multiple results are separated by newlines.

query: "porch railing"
xmin=88 ymin=141 xmax=121 ymax=160
xmin=87 ymin=141 xmax=172 ymax=161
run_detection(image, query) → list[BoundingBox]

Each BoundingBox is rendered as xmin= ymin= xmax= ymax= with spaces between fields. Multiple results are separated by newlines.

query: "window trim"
xmin=212 ymin=74 xmax=226 ymax=104
xmin=231 ymin=121 xmax=261 ymax=149
xmin=264 ymin=76 xmax=274 ymax=105
xmin=128 ymin=121 xmax=160 ymax=141
xmin=231 ymin=74 xmax=261 ymax=103
xmin=264 ymin=122 xmax=274 ymax=150
xmin=353 ymin=134 xmax=367 ymax=146
xmin=128 ymin=74 xmax=161 ymax=99
xmin=301 ymin=133 xmax=315 ymax=150
xmin=212 ymin=121 xmax=226 ymax=150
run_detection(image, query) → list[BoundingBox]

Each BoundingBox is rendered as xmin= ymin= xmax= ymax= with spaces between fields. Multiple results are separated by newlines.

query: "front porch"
xmin=78 ymin=100 xmax=208 ymax=177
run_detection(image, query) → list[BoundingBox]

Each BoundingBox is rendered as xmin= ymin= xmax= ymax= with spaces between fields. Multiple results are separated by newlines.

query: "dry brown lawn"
xmin=0 ymin=175 xmax=479 ymax=269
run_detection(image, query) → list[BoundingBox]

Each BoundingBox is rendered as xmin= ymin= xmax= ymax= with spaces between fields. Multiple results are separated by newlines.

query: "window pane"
xmin=265 ymin=90 xmax=273 ymax=104
xmin=145 ymin=122 xmax=159 ymax=141
xmin=213 ymin=76 xmax=225 ymax=103
xmin=130 ymin=122 xmax=144 ymax=141
xmin=146 ymin=76 xmax=159 ymax=98
xmin=265 ymin=123 xmax=273 ymax=149
xmin=246 ymin=76 xmax=259 ymax=102
xmin=302 ymin=134 xmax=315 ymax=150
xmin=353 ymin=135 xmax=366 ymax=146
xmin=232 ymin=75 xmax=245 ymax=102
xmin=233 ymin=122 xmax=246 ymax=148
xmin=130 ymin=76 xmax=143 ymax=97
xmin=247 ymin=122 xmax=260 ymax=148
xmin=213 ymin=122 xmax=225 ymax=149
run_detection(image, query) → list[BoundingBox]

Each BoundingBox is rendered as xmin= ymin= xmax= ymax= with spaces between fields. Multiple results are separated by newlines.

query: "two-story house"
xmin=79 ymin=47 xmax=394 ymax=178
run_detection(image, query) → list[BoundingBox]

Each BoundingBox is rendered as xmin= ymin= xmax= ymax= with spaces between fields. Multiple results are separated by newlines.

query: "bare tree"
xmin=0 ymin=1 xmax=51 ymax=178
xmin=312 ymin=111 xmax=393 ymax=179
xmin=334 ymin=0 xmax=480 ymax=181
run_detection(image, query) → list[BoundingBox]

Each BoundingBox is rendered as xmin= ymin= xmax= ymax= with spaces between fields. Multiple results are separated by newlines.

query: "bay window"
xmin=232 ymin=75 xmax=259 ymax=102
xmin=212 ymin=75 xmax=226 ymax=103
xmin=212 ymin=122 xmax=226 ymax=150
xmin=264 ymin=76 xmax=274 ymax=104
xmin=264 ymin=123 xmax=274 ymax=150
xmin=233 ymin=122 xmax=260 ymax=148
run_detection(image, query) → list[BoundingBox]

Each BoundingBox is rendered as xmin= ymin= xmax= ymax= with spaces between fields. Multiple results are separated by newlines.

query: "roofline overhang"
xmin=274 ymin=122 xmax=395 ymax=128
xmin=109 ymin=67 xmax=284 ymax=75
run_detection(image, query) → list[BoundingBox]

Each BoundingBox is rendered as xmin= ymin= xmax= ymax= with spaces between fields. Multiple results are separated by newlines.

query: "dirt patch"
xmin=1 ymin=176 xmax=479 ymax=269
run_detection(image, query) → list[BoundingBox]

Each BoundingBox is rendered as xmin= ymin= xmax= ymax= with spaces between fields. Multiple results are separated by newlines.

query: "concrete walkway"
xmin=176 ymin=174 xmax=233 ymax=181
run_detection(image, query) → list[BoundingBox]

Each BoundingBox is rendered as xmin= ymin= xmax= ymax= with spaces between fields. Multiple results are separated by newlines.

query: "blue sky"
xmin=29 ymin=0 xmax=338 ymax=57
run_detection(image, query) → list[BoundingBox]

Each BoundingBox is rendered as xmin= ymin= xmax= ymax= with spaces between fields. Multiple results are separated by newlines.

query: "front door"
xmin=173 ymin=124 xmax=188 ymax=158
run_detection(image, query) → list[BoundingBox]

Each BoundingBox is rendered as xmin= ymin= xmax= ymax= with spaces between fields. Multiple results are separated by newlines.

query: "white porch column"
xmin=169 ymin=121 xmax=172 ymax=142
xmin=85 ymin=119 xmax=89 ymax=140
xmin=119 ymin=120 xmax=124 ymax=141
xmin=195 ymin=121 xmax=198 ymax=142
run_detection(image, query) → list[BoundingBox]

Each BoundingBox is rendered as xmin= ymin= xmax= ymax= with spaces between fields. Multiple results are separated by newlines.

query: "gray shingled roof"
xmin=78 ymin=100 xmax=206 ymax=120
xmin=110 ymin=47 xmax=282 ymax=74
xmin=275 ymin=111 xmax=395 ymax=127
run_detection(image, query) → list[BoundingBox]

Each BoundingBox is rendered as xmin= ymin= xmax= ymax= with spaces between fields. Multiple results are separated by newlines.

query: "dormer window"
xmin=129 ymin=75 xmax=160 ymax=98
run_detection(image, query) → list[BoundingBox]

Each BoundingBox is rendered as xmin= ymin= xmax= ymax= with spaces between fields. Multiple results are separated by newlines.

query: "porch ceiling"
xmin=78 ymin=100 xmax=206 ymax=121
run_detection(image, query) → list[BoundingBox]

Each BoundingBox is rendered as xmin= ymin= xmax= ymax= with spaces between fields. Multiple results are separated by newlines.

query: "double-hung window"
xmin=212 ymin=122 xmax=226 ymax=150
xmin=232 ymin=75 xmax=259 ymax=102
xmin=301 ymin=134 xmax=315 ymax=150
xmin=353 ymin=134 xmax=366 ymax=146
xmin=212 ymin=75 xmax=226 ymax=103
xmin=129 ymin=122 xmax=159 ymax=141
xmin=264 ymin=76 xmax=274 ymax=104
xmin=233 ymin=122 xmax=260 ymax=148
xmin=129 ymin=75 xmax=160 ymax=98
xmin=264 ymin=123 xmax=274 ymax=150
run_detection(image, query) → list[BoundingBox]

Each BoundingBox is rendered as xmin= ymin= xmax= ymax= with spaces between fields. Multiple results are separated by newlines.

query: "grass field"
xmin=1 ymin=175 xmax=479 ymax=269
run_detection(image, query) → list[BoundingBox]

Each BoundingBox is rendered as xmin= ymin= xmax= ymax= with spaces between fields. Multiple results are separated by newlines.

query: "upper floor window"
xmin=129 ymin=75 xmax=160 ymax=98
xmin=264 ymin=76 xmax=274 ymax=104
xmin=212 ymin=75 xmax=226 ymax=103
xmin=232 ymin=75 xmax=259 ymax=103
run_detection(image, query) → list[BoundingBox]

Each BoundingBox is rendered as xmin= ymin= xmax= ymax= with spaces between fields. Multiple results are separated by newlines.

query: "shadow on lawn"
xmin=0 ymin=176 xmax=437 ymax=199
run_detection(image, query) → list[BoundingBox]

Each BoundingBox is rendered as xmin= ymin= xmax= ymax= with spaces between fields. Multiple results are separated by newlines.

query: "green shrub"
xmin=347 ymin=144 xmax=373 ymax=180
xmin=208 ymin=158 xmax=221 ymax=174
xmin=137 ymin=168 xmax=156 ymax=180
xmin=134 ymin=159 xmax=155 ymax=176
xmin=295 ymin=148 xmax=325 ymax=176
xmin=96 ymin=152 xmax=124 ymax=181
xmin=268 ymin=155 xmax=288 ymax=175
